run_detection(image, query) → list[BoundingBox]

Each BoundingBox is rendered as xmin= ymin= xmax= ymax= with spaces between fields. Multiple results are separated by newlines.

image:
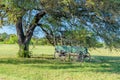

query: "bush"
xmin=4 ymin=34 xmax=18 ymax=44
xmin=95 ymin=43 xmax=104 ymax=48
xmin=0 ymin=33 xmax=9 ymax=42
xmin=30 ymin=38 xmax=51 ymax=45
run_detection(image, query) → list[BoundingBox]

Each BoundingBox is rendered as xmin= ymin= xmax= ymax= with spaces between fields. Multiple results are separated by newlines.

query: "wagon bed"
xmin=54 ymin=45 xmax=91 ymax=62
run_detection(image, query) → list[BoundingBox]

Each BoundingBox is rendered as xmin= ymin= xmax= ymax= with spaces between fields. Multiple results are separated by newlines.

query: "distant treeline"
xmin=0 ymin=33 xmax=104 ymax=47
xmin=0 ymin=33 xmax=51 ymax=45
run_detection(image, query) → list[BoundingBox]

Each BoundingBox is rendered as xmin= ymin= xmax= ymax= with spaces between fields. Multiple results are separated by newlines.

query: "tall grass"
xmin=0 ymin=44 xmax=120 ymax=80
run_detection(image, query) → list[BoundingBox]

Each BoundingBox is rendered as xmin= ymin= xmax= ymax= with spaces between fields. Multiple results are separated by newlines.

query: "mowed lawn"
xmin=0 ymin=44 xmax=120 ymax=80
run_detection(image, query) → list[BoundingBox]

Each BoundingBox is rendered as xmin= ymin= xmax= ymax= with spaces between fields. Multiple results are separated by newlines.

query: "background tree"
xmin=0 ymin=0 xmax=47 ymax=57
xmin=39 ymin=0 xmax=120 ymax=48
xmin=0 ymin=33 xmax=9 ymax=42
xmin=0 ymin=0 xmax=120 ymax=57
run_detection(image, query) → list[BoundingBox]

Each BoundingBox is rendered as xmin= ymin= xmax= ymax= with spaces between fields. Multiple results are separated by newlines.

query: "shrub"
xmin=4 ymin=34 xmax=18 ymax=44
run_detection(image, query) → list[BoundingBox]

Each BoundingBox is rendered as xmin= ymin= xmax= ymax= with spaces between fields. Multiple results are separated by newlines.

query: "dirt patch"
xmin=0 ymin=78 xmax=6 ymax=80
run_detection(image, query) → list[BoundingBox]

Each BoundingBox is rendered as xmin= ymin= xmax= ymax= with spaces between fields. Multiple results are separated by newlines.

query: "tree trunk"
xmin=16 ymin=11 xmax=46 ymax=58
xmin=18 ymin=43 xmax=30 ymax=58
xmin=16 ymin=16 xmax=28 ymax=57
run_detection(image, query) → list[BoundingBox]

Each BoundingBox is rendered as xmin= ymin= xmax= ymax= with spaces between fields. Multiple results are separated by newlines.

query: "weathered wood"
xmin=54 ymin=45 xmax=91 ymax=62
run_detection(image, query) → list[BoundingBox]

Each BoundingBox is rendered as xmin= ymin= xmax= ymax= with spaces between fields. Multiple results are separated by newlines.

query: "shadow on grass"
xmin=87 ymin=56 xmax=120 ymax=73
xmin=0 ymin=57 xmax=72 ymax=65
xmin=0 ymin=55 xmax=120 ymax=74
xmin=29 ymin=56 xmax=120 ymax=73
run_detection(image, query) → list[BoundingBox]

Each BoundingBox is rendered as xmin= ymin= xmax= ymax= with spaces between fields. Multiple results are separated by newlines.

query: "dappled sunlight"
xmin=0 ymin=45 xmax=120 ymax=80
xmin=0 ymin=0 xmax=120 ymax=79
xmin=89 ymin=48 xmax=120 ymax=56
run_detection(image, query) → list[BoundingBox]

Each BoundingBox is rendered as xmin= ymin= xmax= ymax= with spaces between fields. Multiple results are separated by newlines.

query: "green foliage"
xmin=17 ymin=50 xmax=32 ymax=58
xmin=0 ymin=33 xmax=9 ymax=43
xmin=30 ymin=38 xmax=51 ymax=45
xmin=0 ymin=33 xmax=8 ymax=39
xmin=95 ymin=43 xmax=104 ymax=48
xmin=4 ymin=34 xmax=18 ymax=44
xmin=0 ymin=33 xmax=52 ymax=46
xmin=18 ymin=44 xmax=32 ymax=58
xmin=1 ymin=0 xmax=41 ymax=24
xmin=59 ymin=26 xmax=103 ymax=48
xmin=0 ymin=0 xmax=120 ymax=50
xmin=0 ymin=33 xmax=18 ymax=44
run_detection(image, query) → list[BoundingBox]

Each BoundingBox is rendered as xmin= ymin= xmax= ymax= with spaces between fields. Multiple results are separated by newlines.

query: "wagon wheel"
xmin=54 ymin=51 xmax=60 ymax=59
xmin=77 ymin=52 xmax=84 ymax=62
xmin=80 ymin=54 xmax=84 ymax=62
xmin=87 ymin=52 xmax=91 ymax=61
xmin=84 ymin=52 xmax=91 ymax=62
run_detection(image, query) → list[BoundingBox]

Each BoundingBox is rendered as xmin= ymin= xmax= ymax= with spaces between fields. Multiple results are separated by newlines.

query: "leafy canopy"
xmin=0 ymin=0 xmax=120 ymax=48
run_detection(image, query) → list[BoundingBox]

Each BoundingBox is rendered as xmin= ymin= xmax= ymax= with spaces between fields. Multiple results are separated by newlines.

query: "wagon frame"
xmin=54 ymin=45 xmax=91 ymax=62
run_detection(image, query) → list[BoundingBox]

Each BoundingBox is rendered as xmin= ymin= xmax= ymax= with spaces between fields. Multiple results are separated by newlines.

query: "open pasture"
xmin=0 ymin=44 xmax=120 ymax=80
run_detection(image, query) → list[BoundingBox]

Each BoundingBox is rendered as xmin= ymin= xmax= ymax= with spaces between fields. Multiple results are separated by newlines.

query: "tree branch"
xmin=39 ymin=25 xmax=54 ymax=46
xmin=24 ymin=10 xmax=46 ymax=44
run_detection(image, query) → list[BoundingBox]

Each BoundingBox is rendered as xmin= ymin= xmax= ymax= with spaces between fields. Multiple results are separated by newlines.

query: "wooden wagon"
xmin=54 ymin=46 xmax=91 ymax=62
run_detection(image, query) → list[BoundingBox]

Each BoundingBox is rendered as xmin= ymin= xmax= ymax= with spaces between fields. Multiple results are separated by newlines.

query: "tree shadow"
xmin=28 ymin=55 xmax=120 ymax=74
xmin=0 ymin=55 xmax=120 ymax=74
xmin=89 ymin=55 xmax=120 ymax=73
xmin=0 ymin=57 xmax=72 ymax=65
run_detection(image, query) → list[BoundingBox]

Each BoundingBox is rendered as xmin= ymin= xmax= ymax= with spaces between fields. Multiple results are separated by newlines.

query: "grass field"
xmin=0 ymin=44 xmax=120 ymax=80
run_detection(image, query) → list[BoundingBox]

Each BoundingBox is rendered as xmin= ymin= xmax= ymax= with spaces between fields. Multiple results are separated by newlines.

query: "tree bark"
xmin=16 ymin=11 xmax=46 ymax=58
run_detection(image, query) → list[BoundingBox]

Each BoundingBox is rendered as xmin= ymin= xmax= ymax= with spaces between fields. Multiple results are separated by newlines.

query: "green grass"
xmin=0 ymin=44 xmax=120 ymax=80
